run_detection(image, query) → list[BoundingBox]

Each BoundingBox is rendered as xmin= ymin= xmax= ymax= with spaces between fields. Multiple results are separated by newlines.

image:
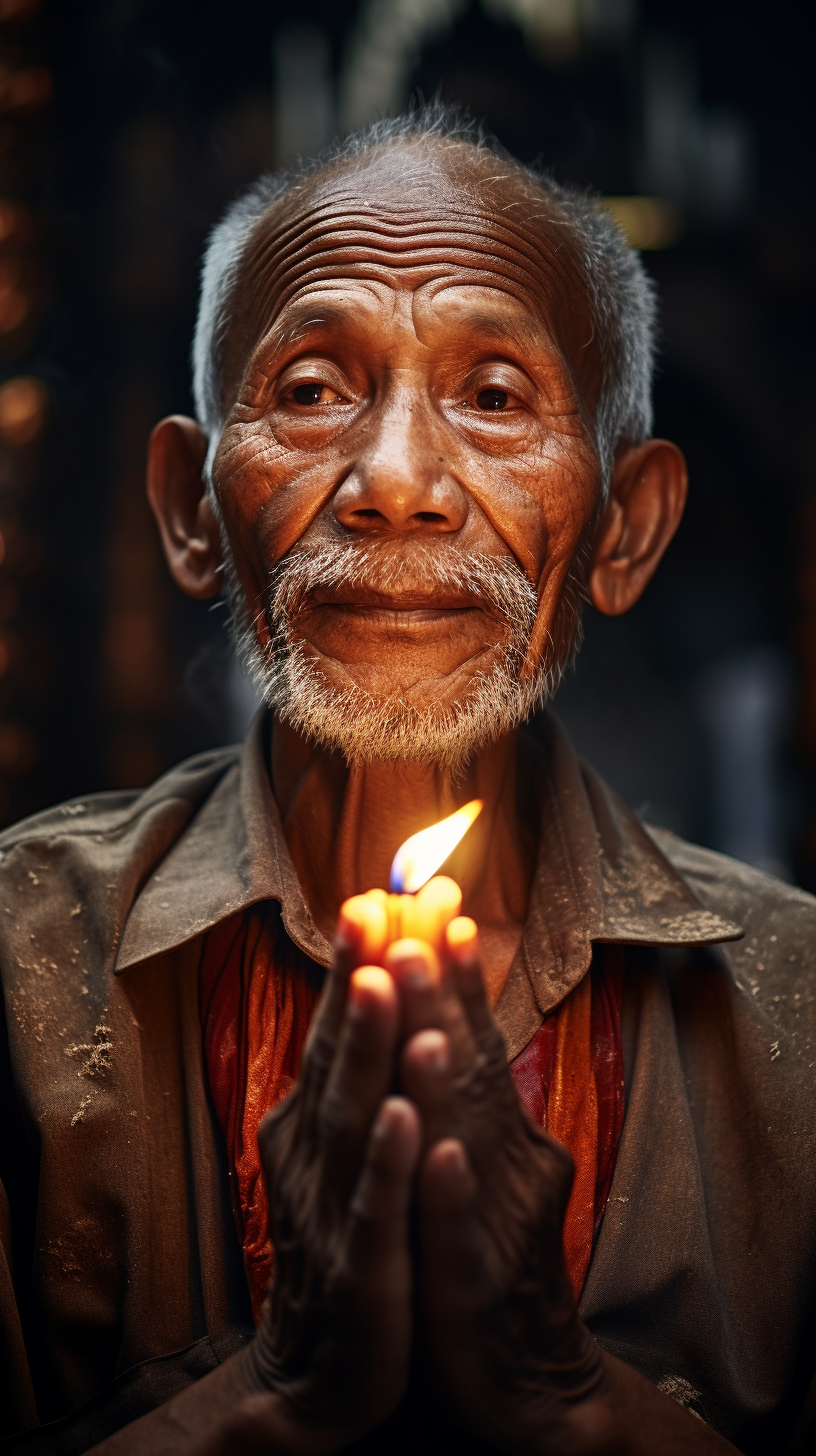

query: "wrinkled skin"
xmin=251 ymin=926 xmax=607 ymax=1455
xmin=229 ymin=919 xmax=733 ymax=1456
xmin=113 ymin=140 xmax=739 ymax=1455
xmin=148 ymin=146 xmax=687 ymax=980
xmin=212 ymin=165 xmax=602 ymax=697
xmin=248 ymin=948 xmax=417 ymax=1447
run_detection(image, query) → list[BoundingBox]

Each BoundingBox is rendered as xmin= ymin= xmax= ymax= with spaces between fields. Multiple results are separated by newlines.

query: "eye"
xmin=289 ymin=382 xmax=344 ymax=406
xmin=475 ymin=388 xmax=510 ymax=411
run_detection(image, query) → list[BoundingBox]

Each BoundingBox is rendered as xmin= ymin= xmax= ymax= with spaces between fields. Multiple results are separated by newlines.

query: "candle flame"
xmin=390 ymin=800 xmax=483 ymax=893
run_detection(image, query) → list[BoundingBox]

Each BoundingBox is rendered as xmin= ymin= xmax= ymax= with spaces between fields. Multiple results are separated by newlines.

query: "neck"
xmin=271 ymin=719 xmax=537 ymax=1004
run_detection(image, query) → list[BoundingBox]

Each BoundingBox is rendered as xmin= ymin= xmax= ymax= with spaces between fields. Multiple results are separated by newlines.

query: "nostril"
xmin=414 ymin=511 xmax=447 ymax=524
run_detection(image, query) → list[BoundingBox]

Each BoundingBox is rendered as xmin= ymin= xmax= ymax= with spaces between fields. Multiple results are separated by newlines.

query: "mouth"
xmin=319 ymin=605 xmax=483 ymax=634
xmin=301 ymin=587 xmax=491 ymax=635
xmin=308 ymin=584 xmax=489 ymax=610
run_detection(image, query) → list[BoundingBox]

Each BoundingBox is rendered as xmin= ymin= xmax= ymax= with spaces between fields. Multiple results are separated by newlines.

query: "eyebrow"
xmin=260 ymin=296 xmax=555 ymax=364
xmin=438 ymin=307 xmax=554 ymax=356
xmin=262 ymin=300 xmax=376 ymax=353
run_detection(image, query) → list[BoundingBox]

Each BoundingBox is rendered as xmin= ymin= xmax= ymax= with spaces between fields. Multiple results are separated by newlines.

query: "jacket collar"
xmin=116 ymin=710 xmax=333 ymax=974
xmin=116 ymin=710 xmax=742 ymax=1058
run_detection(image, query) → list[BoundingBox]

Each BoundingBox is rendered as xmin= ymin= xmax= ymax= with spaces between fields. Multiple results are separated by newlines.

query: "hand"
xmin=239 ymin=918 xmax=421 ymax=1455
xmin=390 ymin=927 xmax=615 ymax=1456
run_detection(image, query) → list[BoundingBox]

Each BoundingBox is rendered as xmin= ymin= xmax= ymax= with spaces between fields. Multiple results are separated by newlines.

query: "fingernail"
xmin=439 ymin=1138 xmax=467 ymax=1175
xmin=446 ymin=916 xmax=478 ymax=955
xmin=349 ymin=966 xmax=394 ymax=1018
xmin=374 ymin=1095 xmax=411 ymax=1141
xmin=400 ymin=958 xmax=431 ymax=990
xmin=384 ymin=938 xmax=439 ymax=986
xmin=416 ymin=1029 xmax=448 ymax=1072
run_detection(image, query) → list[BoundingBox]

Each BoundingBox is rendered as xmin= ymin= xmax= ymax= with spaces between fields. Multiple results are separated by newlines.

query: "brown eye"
xmin=476 ymin=388 xmax=509 ymax=411
xmin=292 ymin=382 xmax=330 ymax=405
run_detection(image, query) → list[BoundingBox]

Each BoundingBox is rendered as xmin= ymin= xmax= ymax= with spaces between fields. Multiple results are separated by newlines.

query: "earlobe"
xmin=146 ymin=415 xmax=223 ymax=600
xmin=588 ymin=439 xmax=687 ymax=617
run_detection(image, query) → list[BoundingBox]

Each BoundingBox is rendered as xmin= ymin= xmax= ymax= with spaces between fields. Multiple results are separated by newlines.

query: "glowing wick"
xmin=389 ymin=799 xmax=483 ymax=893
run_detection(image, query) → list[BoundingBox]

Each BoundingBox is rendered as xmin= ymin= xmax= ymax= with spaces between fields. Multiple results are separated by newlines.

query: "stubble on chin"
xmin=223 ymin=538 xmax=587 ymax=772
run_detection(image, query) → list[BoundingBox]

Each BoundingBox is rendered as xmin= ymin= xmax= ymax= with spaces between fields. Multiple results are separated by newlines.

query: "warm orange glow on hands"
xmin=402 ymin=876 xmax=462 ymax=950
xmin=337 ymin=809 xmax=481 ymax=974
xmin=338 ymin=875 xmax=464 ymax=968
xmin=337 ymin=893 xmax=389 ymax=966
xmin=383 ymin=938 xmax=441 ymax=985
xmin=348 ymin=965 xmax=397 ymax=1008
xmin=445 ymin=915 xmax=479 ymax=956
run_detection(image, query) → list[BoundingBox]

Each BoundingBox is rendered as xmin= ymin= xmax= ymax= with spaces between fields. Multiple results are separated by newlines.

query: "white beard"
xmin=223 ymin=538 xmax=584 ymax=772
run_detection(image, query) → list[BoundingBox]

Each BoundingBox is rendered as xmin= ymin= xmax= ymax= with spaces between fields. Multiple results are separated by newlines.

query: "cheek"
xmin=214 ymin=422 xmax=343 ymax=571
xmin=463 ymin=434 xmax=599 ymax=586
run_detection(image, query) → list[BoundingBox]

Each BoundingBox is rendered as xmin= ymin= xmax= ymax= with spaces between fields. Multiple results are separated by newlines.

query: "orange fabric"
xmin=547 ymin=969 xmax=598 ymax=1299
xmin=200 ymin=906 xmax=624 ymax=1322
xmin=200 ymin=907 xmax=320 ymax=1321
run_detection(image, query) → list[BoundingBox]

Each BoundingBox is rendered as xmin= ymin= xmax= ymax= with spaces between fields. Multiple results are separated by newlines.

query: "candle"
xmin=338 ymin=800 xmax=483 ymax=975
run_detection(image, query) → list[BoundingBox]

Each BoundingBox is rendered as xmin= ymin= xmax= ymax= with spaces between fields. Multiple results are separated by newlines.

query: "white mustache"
xmin=221 ymin=531 xmax=583 ymax=770
xmin=266 ymin=539 xmax=538 ymax=634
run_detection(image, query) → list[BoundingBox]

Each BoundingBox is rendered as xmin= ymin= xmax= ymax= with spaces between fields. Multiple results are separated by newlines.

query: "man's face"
xmin=212 ymin=148 xmax=603 ymax=764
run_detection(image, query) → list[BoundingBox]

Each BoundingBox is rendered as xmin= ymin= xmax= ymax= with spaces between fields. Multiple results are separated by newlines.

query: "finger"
xmin=338 ymin=893 xmax=389 ymax=967
xmin=383 ymin=938 xmax=447 ymax=1040
xmin=418 ymin=1137 xmax=484 ymax=1321
xmin=445 ymin=919 xmax=517 ymax=1097
xmin=343 ymin=1095 xmax=421 ymax=1288
xmin=298 ymin=936 xmax=356 ymax=1101
xmin=442 ymin=920 xmax=518 ymax=1112
xmin=299 ymin=897 xmax=387 ymax=1099
xmin=400 ymin=1028 xmax=459 ymax=1148
xmin=444 ymin=918 xmax=497 ymax=1044
xmin=317 ymin=966 xmax=400 ymax=1193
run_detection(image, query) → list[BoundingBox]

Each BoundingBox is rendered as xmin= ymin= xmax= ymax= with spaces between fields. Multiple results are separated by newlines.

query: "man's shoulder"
xmin=649 ymin=824 xmax=816 ymax=930
xmin=0 ymin=743 xmax=240 ymax=854
xmin=648 ymin=825 xmax=816 ymax=1006
xmin=0 ymin=744 xmax=242 ymax=979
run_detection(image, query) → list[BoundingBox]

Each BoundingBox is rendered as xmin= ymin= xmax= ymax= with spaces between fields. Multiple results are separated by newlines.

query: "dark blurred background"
xmin=0 ymin=0 xmax=814 ymax=883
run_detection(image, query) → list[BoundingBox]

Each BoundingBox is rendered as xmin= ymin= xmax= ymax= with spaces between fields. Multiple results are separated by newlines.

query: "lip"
xmin=298 ymin=590 xmax=491 ymax=641
xmin=308 ymin=587 xmax=486 ymax=612
xmin=313 ymin=603 xmax=481 ymax=630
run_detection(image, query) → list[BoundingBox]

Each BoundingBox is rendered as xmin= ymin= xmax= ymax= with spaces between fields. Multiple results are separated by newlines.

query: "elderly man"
xmin=0 ymin=110 xmax=813 ymax=1456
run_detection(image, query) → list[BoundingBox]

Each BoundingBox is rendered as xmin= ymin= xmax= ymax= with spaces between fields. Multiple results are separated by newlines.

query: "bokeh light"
xmin=599 ymin=196 xmax=685 ymax=251
xmin=0 ymin=198 xmax=25 ymax=243
xmin=0 ymin=375 xmax=47 ymax=445
xmin=0 ymin=63 xmax=51 ymax=114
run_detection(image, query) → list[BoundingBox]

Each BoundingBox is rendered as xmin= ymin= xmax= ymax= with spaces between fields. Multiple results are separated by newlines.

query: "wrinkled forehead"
xmin=221 ymin=146 xmax=599 ymax=411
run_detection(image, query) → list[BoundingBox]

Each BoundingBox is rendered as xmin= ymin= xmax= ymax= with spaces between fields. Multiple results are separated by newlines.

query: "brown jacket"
xmin=0 ymin=712 xmax=814 ymax=1453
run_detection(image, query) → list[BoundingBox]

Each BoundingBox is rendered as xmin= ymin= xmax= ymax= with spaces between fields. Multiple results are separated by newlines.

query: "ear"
xmin=588 ymin=439 xmax=687 ymax=616
xmin=146 ymin=415 xmax=222 ymax=600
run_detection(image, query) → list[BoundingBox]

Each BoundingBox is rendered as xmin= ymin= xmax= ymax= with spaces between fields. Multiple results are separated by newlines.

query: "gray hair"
xmin=192 ymin=103 xmax=657 ymax=495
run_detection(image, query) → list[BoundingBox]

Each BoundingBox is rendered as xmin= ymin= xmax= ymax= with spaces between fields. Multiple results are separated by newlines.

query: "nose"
xmin=332 ymin=392 xmax=468 ymax=535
